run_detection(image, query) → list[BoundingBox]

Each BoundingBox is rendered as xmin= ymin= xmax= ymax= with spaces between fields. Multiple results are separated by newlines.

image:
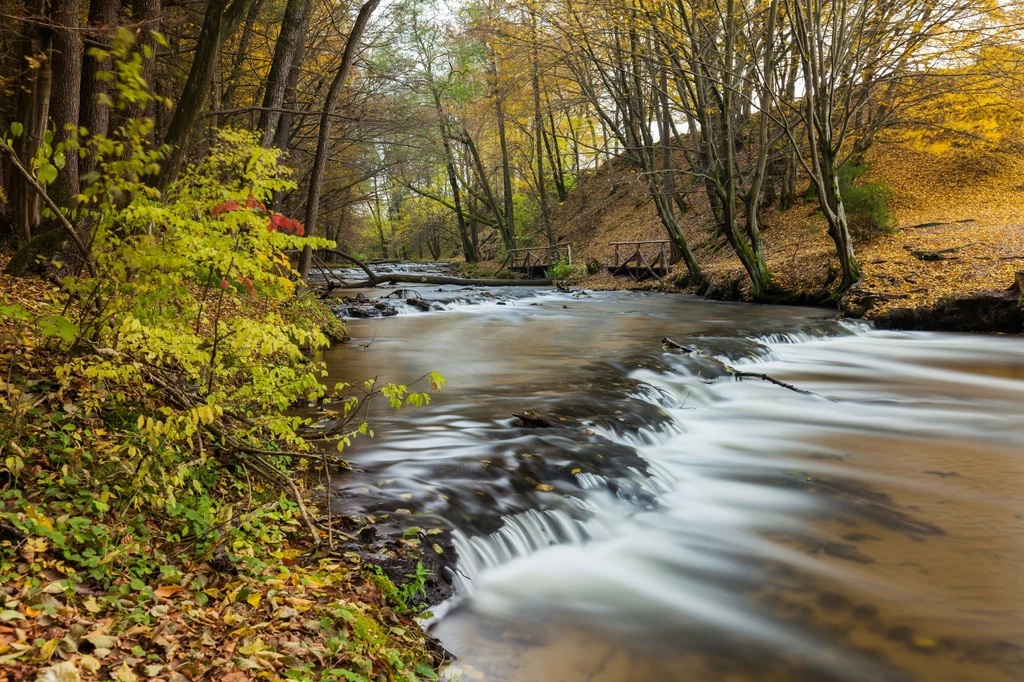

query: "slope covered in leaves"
xmin=541 ymin=141 xmax=1024 ymax=316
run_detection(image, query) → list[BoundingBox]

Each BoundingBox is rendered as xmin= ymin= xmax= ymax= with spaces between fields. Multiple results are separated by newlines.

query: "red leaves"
xmin=244 ymin=194 xmax=265 ymax=210
xmin=267 ymin=213 xmax=305 ymax=237
xmin=211 ymin=200 xmax=239 ymax=217
xmin=210 ymin=193 xmax=305 ymax=237
xmin=218 ymin=277 xmax=255 ymax=295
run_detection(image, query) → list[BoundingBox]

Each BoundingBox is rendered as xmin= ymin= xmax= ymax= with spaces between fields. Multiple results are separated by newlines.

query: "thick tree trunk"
xmin=159 ymin=0 xmax=257 ymax=190
xmin=271 ymin=11 xmax=307 ymax=154
xmin=258 ymin=0 xmax=310 ymax=147
xmin=269 ymin=7 xmax=307 ymax=212
xmin=48 ymin=0 xmax=82 ymax=210
xmin=10 ymin=0 xmax=52 ymax=246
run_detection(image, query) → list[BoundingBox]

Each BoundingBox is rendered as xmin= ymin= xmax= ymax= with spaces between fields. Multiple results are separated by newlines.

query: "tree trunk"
xmin=159 ymin=0 xmax=258 ymax=190
xmin=299 ymin=0 xmax=381 ymax=281
xmin=258 ymin=0 xmax=310 ymax=147
xmin=271 ymin=5 xmax=308 ymax=154
xmin=490 ymin=50 xmax=515 ymax=250
xmin=819 ymin=158 xmax=862 ymax=290
xmin=10 ymin=0 xmax=52 ymax=245
xmin=80 ymin=0 xmax=121 ymax=178
xmin=48 ymin=0 xmax=82 ymax=210
xmin=779 ymin=42 xmax=800 ymax=210
xmin=532 ymin=32 xmax=553 ymax=246
xmin=125 ymin=0 xmax=159 ymax=142
xmin=544 ymin=110 xmax=567 ymax=202
xmin=462 ymin=128 xmax=512 ymax=251
xmin=220 ymin=0 xmax=265 ymax=111
xmin=438 ymin=125 xmax=474 ymax=262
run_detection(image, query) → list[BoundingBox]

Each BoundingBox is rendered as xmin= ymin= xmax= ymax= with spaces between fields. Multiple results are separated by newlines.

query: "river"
xmin=318 ymin=273 xmax=1024 ymax=682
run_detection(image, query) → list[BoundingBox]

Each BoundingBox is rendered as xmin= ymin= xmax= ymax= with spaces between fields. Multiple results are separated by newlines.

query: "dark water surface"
xmin=319 ymin=281 xmax=1024 ymax=682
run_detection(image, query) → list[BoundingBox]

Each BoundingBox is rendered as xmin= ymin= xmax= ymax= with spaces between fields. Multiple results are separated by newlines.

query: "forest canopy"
xmin=0 ymin=0 xmax=1019 ymax=295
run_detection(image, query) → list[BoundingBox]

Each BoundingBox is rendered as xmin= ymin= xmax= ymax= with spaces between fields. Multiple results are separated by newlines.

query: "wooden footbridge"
xmin=608 ymin=240 xmax=670 ymax=281
xmin=501 ymin=242 xmax=573 ymax=278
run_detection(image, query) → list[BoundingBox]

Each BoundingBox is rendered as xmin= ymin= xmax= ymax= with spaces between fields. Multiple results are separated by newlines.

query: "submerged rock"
xmin=333 ymin=297 xmax=400 ymax=318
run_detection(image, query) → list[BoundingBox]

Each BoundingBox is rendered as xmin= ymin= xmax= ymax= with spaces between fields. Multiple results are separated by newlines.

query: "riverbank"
xmin=466 ymin=141 xmax=1024 ymax=333
xmin=0 ymin=258 xmax=446 ymax=681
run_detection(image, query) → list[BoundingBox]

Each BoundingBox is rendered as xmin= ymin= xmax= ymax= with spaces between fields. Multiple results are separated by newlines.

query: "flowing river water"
xmin=318 ymin=271 xmax=1024 ymax=682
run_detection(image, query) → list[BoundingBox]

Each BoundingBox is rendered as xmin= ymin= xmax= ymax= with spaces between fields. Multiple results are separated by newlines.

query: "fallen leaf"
xmin=35 ymin=660 xmax=80 ymax=682
xmin=220 ymin=673 xmax=249 ymax=682
xmin=83 ymin=633 xmax=117 ymax=650
xmin=115 ymin=662 xmax=138 ymax=682
xmin=238 ymin=638 xmax=265 ymax=656
xmin=33 ymin=638 xmax=59 ymax=663
xmin=154 ymin=586 xmax=182 ymax=599
xmin=79 ymin=654 xmax=100 ymax=673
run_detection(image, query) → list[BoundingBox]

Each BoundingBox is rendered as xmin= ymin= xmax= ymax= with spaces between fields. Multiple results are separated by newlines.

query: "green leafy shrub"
xmin=838 ymin=162 xmax=896 ymax=239
xmin=546 ymin=259 xmax=576 ymax=279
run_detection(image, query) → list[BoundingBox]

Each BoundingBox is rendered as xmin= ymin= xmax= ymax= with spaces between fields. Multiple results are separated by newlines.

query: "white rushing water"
xmin=323 ymin=288 xmax=1024 ymax=682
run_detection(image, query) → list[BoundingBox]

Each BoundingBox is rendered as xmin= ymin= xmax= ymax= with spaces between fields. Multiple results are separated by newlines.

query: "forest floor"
xmin=483 ymin=141 xmax=1024 ymax=331
xmin=0 ymin=261 xmax=446 ymax=682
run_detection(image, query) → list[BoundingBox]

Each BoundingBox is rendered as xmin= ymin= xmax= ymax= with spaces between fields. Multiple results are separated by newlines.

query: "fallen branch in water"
xmin=661 ymin=337 xmax=697 ymax=353
xmin=341 ymin=273 xmax=553 ymax=288
xmin=658 ymin=338 xmax=828 ymax=399
xmin=291 ymin=249 xmax=554 ymax=288
xmin=513 ymin=411 xmax=566 ymax=428
xmin=726 ymin=368 xmax=816 ymax=395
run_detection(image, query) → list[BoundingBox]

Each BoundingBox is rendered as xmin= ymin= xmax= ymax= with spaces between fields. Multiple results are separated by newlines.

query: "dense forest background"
xmin=0 ymin=0 xmax=1022 ymax=296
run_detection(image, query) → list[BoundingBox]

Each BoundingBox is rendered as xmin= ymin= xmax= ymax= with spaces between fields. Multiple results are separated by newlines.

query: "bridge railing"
xmin=507 ymin=242 xmax=572 ymax=270
xmin=609 ymin=240 xmax=670 ymax=281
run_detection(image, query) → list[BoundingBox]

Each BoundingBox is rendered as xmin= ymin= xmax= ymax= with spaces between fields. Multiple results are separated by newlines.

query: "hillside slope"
xmin=539 ymin=142 xmax=1024 ymax=324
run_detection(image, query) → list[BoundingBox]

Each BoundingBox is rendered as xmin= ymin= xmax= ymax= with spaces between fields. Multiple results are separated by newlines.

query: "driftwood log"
xmin=310 ymin=249 xmax=553 ymax=287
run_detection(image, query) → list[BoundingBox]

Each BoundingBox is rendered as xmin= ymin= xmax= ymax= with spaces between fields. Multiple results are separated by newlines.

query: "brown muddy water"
xmin=319 ymin=279 xmax=1024 ymax=682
